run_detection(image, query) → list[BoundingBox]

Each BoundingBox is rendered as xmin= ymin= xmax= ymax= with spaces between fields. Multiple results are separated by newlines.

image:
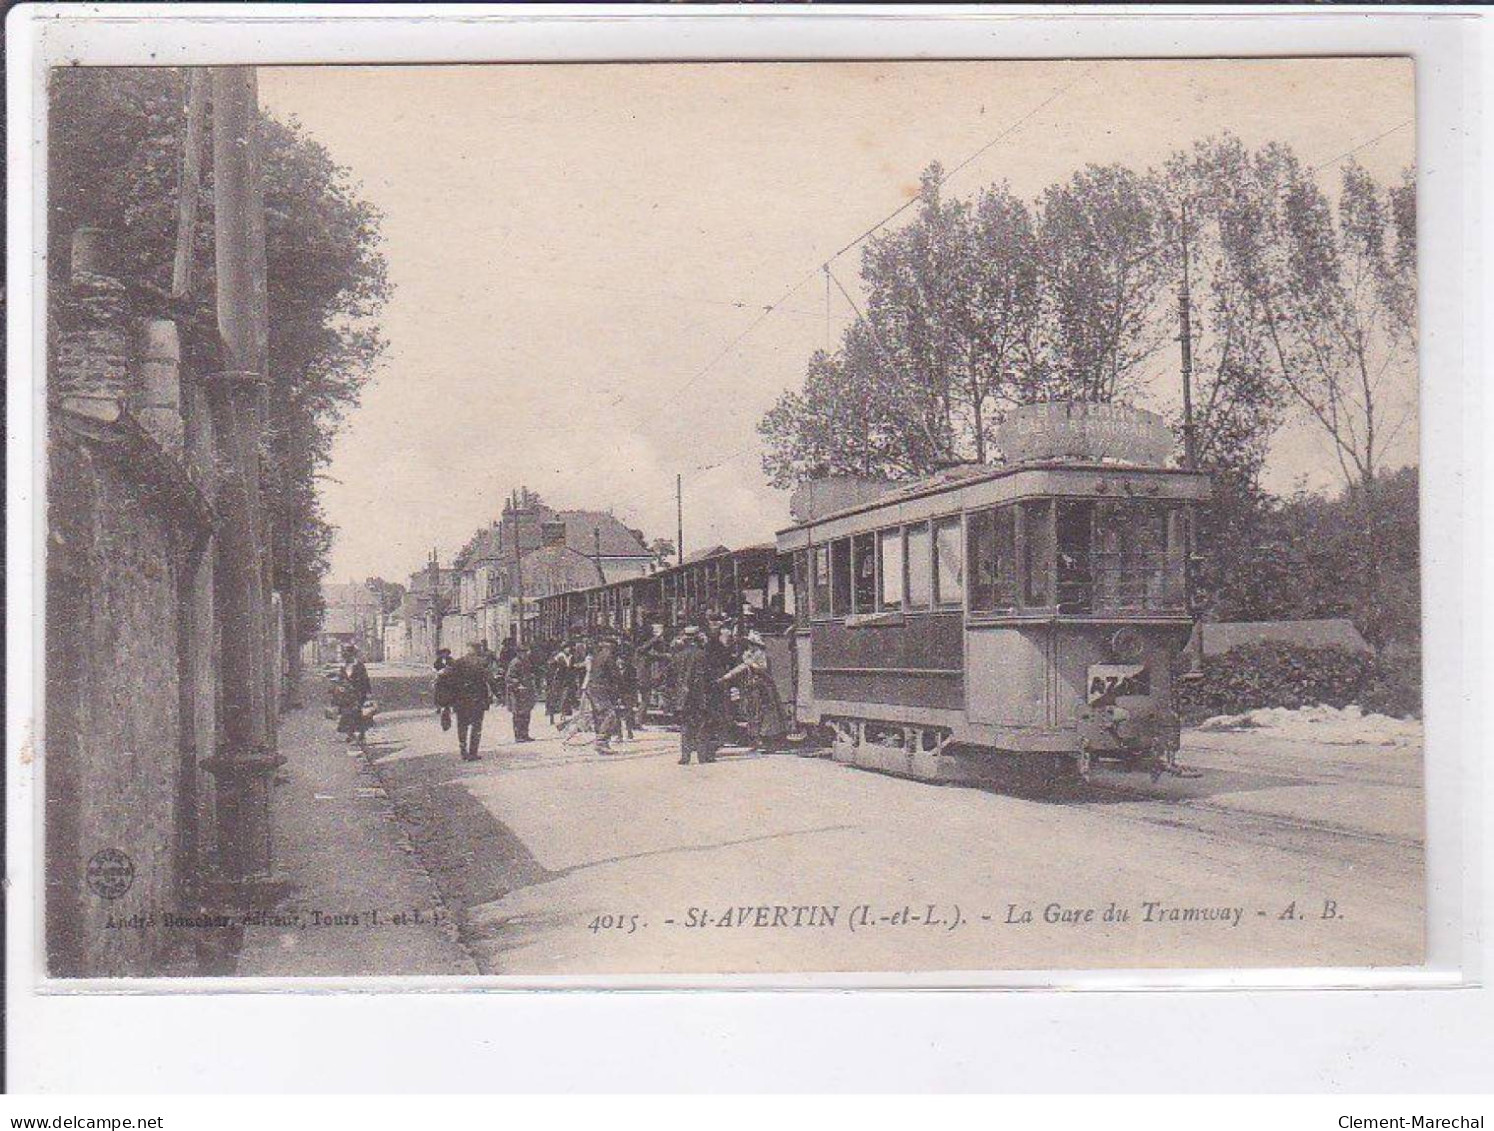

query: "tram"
xmin=774 ymin=403 xmax=1210 ymax=787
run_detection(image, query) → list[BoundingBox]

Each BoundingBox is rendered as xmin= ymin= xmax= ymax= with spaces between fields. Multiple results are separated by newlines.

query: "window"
xmin=931 ymin=517 xmax=961 ymax=608
xmin=852 ymin=533 xmax=878 ymax=613
xmin=968 ymin=507 xmax=1017 ymax=612
xmin=879 ymin=529 xmax=903 ymax=610
xmin=1056 ymin=500 xmax=1095 ymax=614
xmin=1020 ymin=500 xmax=1053 ymax=608
xmin=906 ymin=523 xmax=932 ymax=609
xmin=1091 ymin=501 xmax=1177 ymax=613
xmin=830 ymin=538 xmax=852 ymax=616
xmin=811 ymin=545 xmax=831 ymax=617
xmin=793 ymin=551 xmax=809 ymax=626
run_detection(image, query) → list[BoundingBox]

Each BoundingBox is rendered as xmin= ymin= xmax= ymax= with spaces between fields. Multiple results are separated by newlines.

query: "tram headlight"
xmin=1109 ymin=626 xmax=1145 ymax=662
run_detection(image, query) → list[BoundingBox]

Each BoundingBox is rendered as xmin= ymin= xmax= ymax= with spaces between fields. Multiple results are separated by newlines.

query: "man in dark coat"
xmin=672 ymin=627 xmax=718 ymax=765
xmin=505 ymin=645 xmax=538 ymax=743
xmin=440 ymin=641 xmax=493 ymax=761
xmin=585 ymin=637 xmax=622 ymax=754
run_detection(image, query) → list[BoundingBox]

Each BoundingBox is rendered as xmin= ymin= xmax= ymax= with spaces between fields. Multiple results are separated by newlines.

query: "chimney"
xmin=139 ymin=319 xmax=185 ymax=459
xmin=57 ymin=228 xmax=132 ymax=411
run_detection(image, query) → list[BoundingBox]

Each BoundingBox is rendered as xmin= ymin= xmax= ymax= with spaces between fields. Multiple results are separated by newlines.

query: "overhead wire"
xmin=628 ymin=61 xmax=1100 ymax=415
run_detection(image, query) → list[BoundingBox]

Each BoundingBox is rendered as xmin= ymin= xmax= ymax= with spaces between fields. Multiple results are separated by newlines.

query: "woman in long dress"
xmin=716 ymin=632 xmax=788 ymax=751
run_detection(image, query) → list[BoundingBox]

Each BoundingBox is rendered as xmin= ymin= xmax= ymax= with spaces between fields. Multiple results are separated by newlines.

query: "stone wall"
xmin=46 ymin=433 xmax=194 ymax=975
xmin=45 ymin=234 xmax=218 ymax=977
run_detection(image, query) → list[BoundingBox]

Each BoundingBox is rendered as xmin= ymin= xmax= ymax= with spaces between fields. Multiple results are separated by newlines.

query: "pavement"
xmin=359 ymin=674 xmax=1425 ymax=978
xmin=232 ymin=683 xmax=479 ymax=977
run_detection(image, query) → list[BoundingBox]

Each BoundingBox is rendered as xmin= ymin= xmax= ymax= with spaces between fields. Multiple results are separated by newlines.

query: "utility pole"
xmin=676 ymin=473 xmax=684 ymax=568
xmin=1179 ymin=200 xmax=1198 ymax=473
xmin=1178 ymin=199 xmax=1205 ymax=677
xmin=201 ymin=66 xmax=279 ymax=890
xmin=510 ymin=490 xmax=525 ymax=645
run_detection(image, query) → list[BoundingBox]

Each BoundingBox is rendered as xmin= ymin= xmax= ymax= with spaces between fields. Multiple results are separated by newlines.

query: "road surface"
xmin=357 ymin=668 xmax=1424 ymax=976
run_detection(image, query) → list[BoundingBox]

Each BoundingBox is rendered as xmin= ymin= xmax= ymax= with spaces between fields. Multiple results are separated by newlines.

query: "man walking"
xmin=506 ymin=644 xmax=538 ymax=743
xmin=583 ymin=635 xmax=622 ymax=754
xmin=442 ymin=640 xmax=493 ymax=761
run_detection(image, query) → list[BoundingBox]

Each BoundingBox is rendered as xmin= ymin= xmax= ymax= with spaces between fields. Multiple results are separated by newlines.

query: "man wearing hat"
xmin=672 ymin=625 xmax=719 ymax=765
xmin=442 ymin=639 xmax=494 ymax=761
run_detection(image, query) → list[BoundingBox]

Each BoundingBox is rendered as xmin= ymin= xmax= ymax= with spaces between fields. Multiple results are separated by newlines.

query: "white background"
xmin=6 ymin=4 xmax=1491 ymax=1093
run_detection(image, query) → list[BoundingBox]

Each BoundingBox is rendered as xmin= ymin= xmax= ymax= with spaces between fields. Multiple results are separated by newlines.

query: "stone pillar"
xmin=139 ymin=319 xmax=185 ymax=459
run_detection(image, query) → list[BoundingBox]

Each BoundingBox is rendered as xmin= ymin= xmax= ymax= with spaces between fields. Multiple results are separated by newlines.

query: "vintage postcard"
xmin=37 ymin=56 xmax=1424 ymax=982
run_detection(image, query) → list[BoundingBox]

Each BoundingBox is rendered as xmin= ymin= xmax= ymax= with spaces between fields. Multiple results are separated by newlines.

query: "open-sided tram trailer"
xmin=775 ymin=456 xmax=1211 ymax=787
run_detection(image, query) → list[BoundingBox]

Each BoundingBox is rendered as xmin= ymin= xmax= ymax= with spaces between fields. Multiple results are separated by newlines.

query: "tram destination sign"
xmin=996 ymin=402 xmax=1176 ymax=467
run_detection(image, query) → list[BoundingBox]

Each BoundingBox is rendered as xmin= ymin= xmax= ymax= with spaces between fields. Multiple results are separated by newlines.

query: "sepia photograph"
xmin=37 ymin=54 xmax=1425 ymax=982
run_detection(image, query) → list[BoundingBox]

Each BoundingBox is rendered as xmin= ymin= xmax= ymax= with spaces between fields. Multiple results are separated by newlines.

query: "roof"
xmin=322 ymin=581 xmax=380 ymax=609
xmin=519 ymin=545 xmax=606 ymax=598
xmin=1191 ymin=619 xmax=1373 ymax=657
xmin=682 ymin=544 xmax=732 ymax=565
xmin=453 ymin=506 xmax=651 ymax=568
xmin=777 ymin=459 xmax=1209 ymax=536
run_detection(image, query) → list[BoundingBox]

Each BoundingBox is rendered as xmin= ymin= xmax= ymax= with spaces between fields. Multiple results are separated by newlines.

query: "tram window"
xmin=905 ymin=523 xmax=932 ymax=609
xmin=931 ymin=517 xmax=961 ymax=607
xmin=1092 ymin=500 xmax=1174 ymax=613
xmin=811 ymin=545 xmax=831 ymax=618
xmin=1056 ymin=500 xmax=1095 ymax=614
xmin=1019 ymin=500 xmax=1053 ymax=608
xmin=968 ymin=507 xmax=1017 ymax=612
xmin=879 ymin=529 xmax=904 ymax=610
xmin=852 ymin=533 xmax=878 ymax=613
xmin=830 ymin=538 xmax=852 ymax=616
xmin=793 ymin=551 xmax=809 ymax=626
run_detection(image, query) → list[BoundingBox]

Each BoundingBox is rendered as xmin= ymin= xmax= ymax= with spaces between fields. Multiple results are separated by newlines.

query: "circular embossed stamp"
xmin=86 ymin=848 xmax=135 ymax=900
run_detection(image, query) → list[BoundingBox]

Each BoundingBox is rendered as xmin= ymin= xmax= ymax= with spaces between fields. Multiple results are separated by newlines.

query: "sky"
xmin=256 ymin=59 xmax=1417 ymax=585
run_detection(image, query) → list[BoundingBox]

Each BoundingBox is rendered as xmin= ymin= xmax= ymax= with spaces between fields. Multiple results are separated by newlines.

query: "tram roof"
xmin=776 ymin=458 xmax=1211 ymax=538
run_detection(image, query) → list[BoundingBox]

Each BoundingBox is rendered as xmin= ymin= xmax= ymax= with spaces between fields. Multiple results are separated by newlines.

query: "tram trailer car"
xmin=775 ymin=403 xmax=1211 ymax=788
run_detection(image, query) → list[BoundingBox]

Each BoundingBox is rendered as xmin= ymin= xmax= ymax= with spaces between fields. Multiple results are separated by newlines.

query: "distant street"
xmin=355 ymin=665 xmax=1424 ymax=977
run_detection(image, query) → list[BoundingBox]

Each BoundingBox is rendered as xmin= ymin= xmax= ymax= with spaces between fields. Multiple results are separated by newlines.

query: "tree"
xmin=364 ymin=577 xmax=407 ymax=616
xmin=1036 ymin=163 xmax=1170 ymax=402
xmin=48 ymin=68 xmax=390 ymax=658
xmin=761 ymin=166 xmax=1047 ymax=485
xmin=759 ymin=339 xmax=945 ymax=488
xmin=1223 ymin=151 xmax=1416 ymax=641
xmin=647 ymin=539 xmax=676 ymax=569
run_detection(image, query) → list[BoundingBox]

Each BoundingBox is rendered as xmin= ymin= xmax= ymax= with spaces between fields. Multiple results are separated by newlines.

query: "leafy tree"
xmin=1036 ymin=163 xmax=1170 ymax=402
xmin=1217 ymin=151 xmax=1416 ymax=640
xmin=761 ymin=166 xmax=1046 ymax=484
xmin=647 ymin=538 xmax=676 ymax=569
xmin=48 ymin=68 xmax=389 ymax=663
xmin=363 ymin=577 xmax=407 ymax=617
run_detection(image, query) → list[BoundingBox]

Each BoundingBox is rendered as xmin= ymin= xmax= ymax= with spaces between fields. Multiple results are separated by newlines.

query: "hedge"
xmin=1175 ymin=641 xmax=1420 ymax=725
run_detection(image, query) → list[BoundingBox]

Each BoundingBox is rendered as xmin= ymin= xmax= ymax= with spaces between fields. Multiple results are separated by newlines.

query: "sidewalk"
xmin=233 ymin=688 xmax=479 ymax=976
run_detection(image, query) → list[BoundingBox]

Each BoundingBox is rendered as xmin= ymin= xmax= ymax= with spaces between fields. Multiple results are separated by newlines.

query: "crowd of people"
xmin=429 ymin=616 xmax=791 ymax=766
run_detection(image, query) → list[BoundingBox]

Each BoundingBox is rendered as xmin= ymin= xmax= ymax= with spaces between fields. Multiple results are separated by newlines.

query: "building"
xmin=446 ymin=491 xmax=655 ymax=648
xmin=382 ymin=553 xmax=462 ymax=665
xmin=307 ymin=581 xmax=385 ymax=666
